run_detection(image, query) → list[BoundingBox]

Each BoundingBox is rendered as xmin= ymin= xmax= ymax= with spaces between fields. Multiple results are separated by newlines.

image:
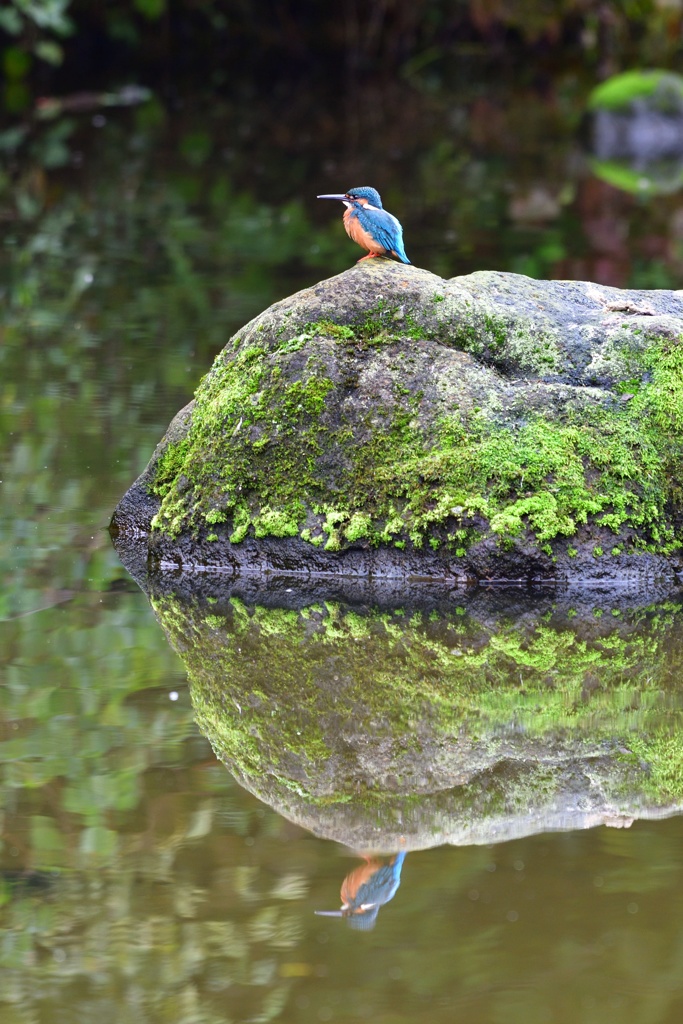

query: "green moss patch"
xmin=138 ymin=264 xmax=683 ymax=563
xmin=149 ymin=317 xmax=683 ymax=557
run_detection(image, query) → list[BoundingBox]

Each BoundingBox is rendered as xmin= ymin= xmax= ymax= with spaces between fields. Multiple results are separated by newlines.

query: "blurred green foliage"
xmin=0 ymin=106 xmax=349 ymax=620
xmin=0 ymin=610 xmax=305 ymax=1021
xmin=588 ymin=68 xmax=671 ymax=110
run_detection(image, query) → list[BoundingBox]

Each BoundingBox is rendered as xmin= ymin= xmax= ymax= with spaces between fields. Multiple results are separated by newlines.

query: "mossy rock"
xmin=112 ymin=260 xmax=683 ymax=585
xmin=146 ymin=579 xmax=683 ymax=850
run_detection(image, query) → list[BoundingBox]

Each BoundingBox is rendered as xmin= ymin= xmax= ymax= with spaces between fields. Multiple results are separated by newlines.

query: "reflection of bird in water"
xmin=317 ymin=187 xmax=411 ymax=264
xmin=315 ymin=852 xmax=406 ymax=930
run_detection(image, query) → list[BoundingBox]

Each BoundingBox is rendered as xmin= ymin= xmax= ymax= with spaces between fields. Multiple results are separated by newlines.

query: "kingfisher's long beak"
xmin=314 ymin=910 xmax=344 ymax=916
xmin=317 ymin=193 xmax=348 ymax=201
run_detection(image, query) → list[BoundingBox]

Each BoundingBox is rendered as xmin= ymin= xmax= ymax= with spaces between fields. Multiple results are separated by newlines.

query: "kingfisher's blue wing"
xmin=351 ymin=852 xmax=406 ymax=910
xmin=357 ymin=207 xmax=411 ymax=264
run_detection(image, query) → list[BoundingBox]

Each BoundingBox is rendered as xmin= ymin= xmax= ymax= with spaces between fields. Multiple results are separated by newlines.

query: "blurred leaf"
xmin=0 ymin=8 xmax=22 ymax=34
xmin=2 ymin=46 xmax=32 ymax=80
xmin=33 ymin=39 xmax=63 ymax=65
xmin=79 ymin=824 xmax=118 ymax=858
xmin=3 ymin=79 xmax=30 ymax=112
xmin=0 ymin=124 xmax=29 ymax=152
xmin=133 ymin=0 xmax=166 ymax=19
xmin=31 ymin=815 xmax=66 ymax=857
xmin=179 ymin=129 xmax=212 ymax=167
xmin=15 ymin=0 xmax=73 ymax=35
xmin=30 ymin=116 xmax=75 ymax=168
xmin=588 ymin=69 xmax=669 ymax=111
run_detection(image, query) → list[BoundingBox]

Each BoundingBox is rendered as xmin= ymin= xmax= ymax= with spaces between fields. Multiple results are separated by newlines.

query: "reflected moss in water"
xmin=150 ymin=587 xmax=683 ymax=848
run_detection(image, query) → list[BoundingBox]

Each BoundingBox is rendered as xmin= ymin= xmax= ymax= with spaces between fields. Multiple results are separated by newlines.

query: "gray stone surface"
xmin=112 ymin=261 xmax=683 ymax=586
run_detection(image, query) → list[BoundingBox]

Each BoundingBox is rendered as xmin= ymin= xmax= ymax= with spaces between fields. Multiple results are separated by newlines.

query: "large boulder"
xmin=112 ymin=260 xmax=683 ymax=585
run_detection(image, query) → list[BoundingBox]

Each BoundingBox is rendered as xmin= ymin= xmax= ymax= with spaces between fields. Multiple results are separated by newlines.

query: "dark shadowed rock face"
xmin=112 ymin=261 xmax=683 ymax=585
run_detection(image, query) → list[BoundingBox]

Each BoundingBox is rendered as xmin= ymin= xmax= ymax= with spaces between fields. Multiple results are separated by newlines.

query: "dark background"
xmin=3 ymin=0 xmax=683 ymax=296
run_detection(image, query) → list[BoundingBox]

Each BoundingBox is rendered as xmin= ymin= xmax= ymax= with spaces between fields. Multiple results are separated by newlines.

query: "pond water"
xmin=2 ymin=72 xmax=683 ymax=1024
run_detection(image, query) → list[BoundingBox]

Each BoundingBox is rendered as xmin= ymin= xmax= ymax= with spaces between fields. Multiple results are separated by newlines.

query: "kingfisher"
xmin=315 ymin=851 xmax=406 ymax=930
xmin=317 ymin=186 xmax=411 ymax=264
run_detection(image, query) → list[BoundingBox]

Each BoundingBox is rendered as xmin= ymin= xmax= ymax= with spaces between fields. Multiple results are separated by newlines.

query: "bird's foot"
xmin=356 ymin=253 xmax=378 ymax=262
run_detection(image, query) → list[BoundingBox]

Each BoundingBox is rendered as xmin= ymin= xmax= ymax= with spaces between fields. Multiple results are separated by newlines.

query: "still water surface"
xmin=4 ymin=580 xmax=683 ymax=1023
xmin=3 ymin=83 xmax=683 ymax=1023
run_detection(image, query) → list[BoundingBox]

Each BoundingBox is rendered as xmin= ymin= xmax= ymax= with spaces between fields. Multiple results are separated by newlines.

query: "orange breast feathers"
xmin=340 ymin=857 xmax=383 ymax=910
xmin=343 ymin=208 xmax=388 ymax=256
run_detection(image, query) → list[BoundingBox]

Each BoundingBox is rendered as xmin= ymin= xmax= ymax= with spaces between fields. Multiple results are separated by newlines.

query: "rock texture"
xmin=112 ymin=261 xmax=683 ymax=585
xmin=141 ymin=574 xmax=683 ymax=851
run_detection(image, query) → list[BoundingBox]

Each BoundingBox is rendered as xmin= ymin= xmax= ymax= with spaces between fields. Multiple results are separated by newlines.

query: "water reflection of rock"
xmin=130 ymin=563 xmax=683 ymax=852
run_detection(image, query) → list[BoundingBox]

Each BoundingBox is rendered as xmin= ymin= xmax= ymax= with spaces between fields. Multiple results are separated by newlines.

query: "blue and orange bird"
xmin=315 ymin=851 xmax=406 ymax=930
xmin=317 ymin=186 xmax=411 ymax=264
